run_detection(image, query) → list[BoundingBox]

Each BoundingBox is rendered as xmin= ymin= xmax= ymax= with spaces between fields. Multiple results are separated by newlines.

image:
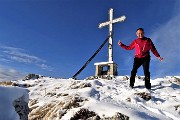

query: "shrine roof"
xmin=94 ymin=61 xmax=114 ymax=65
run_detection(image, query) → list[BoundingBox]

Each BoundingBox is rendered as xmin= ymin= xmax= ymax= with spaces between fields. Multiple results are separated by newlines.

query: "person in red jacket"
xmin=118 ymin=28 xmax=163 ymax=89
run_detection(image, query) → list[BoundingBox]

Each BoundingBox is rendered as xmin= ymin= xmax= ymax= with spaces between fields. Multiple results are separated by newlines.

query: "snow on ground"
xmin=0 ymin=76 xmax=179 ymax=120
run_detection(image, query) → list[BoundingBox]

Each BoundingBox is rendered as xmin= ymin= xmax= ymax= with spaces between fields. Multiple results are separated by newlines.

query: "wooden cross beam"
xmin=98 ymin=8 xmax=126 ymax=62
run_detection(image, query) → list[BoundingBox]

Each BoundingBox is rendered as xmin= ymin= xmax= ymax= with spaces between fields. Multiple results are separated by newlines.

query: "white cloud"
xmin=0 ymin=67 xmax=25 ymax=81
xmin=38 ymin=64 xmax=54 ymax=71
xmin=0 ymin=45 xmax=53 ymax=71
xmin=1 ymin=46 xmax=44 ymax=63
xmin=150 ymin=5 xmax=180 ymax=77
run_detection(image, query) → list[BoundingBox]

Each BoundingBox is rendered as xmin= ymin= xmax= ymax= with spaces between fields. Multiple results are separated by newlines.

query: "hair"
xmin=136 ymin=28 xmax=144 ymax=32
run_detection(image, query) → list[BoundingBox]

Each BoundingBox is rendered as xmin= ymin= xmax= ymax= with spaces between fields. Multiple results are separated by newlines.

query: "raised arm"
xmin=118 ymin=40 xmax=135 ymax=50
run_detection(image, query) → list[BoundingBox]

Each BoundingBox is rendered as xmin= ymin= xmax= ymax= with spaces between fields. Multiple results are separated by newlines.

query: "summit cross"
xmin=98 ymin=8 xmax=126 ymax=62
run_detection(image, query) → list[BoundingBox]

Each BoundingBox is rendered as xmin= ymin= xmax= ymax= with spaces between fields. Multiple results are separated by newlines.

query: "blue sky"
xmin=0 ymin=0 xmax=179 ymax=80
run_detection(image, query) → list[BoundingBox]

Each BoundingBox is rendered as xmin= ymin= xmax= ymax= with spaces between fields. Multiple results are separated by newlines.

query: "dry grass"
xmin=0 ymin=81 xmax=33 ymax=88
xmin=70 ymin=108 xmax=99 ymax=120
xmin=28 ymin=103 xmax=56 ymax=120
xmin=135 ymin=92 xmax=151 ymax=101
xmin=70 ymin=82 xmax=91 ymax=89
xmin=0 ymin=81 xmax=14 ymax=86
xmin=174 ymin=77 xmax=180 ymax=84
xmin=174 ymin=104 xmax=180 ymax=111
xmin=28 ymin=95 xmax=87 ymax=120
xmin=122 ymin=76 xmax=129 ymax=81
xmin=29 ymin=99 xmax=38 ymax=107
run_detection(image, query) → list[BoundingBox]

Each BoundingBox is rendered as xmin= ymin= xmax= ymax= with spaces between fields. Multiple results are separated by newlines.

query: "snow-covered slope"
xmin=1 ymin=76 xmax=180 ymax=120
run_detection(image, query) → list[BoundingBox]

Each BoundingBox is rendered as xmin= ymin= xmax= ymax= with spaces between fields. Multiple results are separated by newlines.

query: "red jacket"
xmin=119 ymin=37 xmax=160 ymax=58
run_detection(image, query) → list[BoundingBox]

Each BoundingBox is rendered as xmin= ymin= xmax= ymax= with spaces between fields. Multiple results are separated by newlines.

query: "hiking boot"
xmin=145 ymin=83 xmax=151 ymax=90
xmin=130 ymin=85 xmax=134 ymax=89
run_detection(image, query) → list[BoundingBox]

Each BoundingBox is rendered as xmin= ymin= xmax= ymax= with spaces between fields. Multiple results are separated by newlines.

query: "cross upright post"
xmin=109 ymin=8 xmax=113 ymax=62
xmin=99 ymin=8 xmax=126 ymax=62
xmin=94 ymin=8 xmax=126 ymax=78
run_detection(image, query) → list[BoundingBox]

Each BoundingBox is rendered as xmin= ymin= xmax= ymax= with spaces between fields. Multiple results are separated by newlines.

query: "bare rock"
xmin=13 ymin=94 xmax=29 ymax=120
xmin=135 ymin=92 xmax=151 ymax=101
xmin=70 ymin=108 xmax=100 ymax=120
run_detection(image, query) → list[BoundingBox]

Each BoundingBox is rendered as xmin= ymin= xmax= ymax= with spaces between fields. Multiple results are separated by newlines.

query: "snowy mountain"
xmin=0 ymin=75 xmax=180 ymax=120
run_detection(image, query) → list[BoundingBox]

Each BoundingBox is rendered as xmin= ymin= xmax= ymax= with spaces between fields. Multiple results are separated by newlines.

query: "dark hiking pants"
xmin=130 ymin=55 xmax=151 ymax=89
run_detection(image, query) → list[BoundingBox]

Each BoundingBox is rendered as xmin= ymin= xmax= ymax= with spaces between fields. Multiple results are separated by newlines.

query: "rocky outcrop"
xmin=70 ymin=108 xmax=129 ymax=120
xmin=0 ymin=86 xmax=29 ymax=120
xmin=13 ymin=95 xmax=29 ymax=120
xmin=23 ymin=74 xmax=41 ymax=80
xmin=135 ymin=92 xmax=151 ymax=101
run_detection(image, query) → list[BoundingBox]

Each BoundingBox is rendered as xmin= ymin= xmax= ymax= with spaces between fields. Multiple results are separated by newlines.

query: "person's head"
xmin=136 ymin=28 xmax=144 ymax=38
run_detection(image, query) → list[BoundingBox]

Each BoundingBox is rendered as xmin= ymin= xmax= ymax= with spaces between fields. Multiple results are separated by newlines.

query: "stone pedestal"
xmin=94 ymin=61 xmax=118 ymax=77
